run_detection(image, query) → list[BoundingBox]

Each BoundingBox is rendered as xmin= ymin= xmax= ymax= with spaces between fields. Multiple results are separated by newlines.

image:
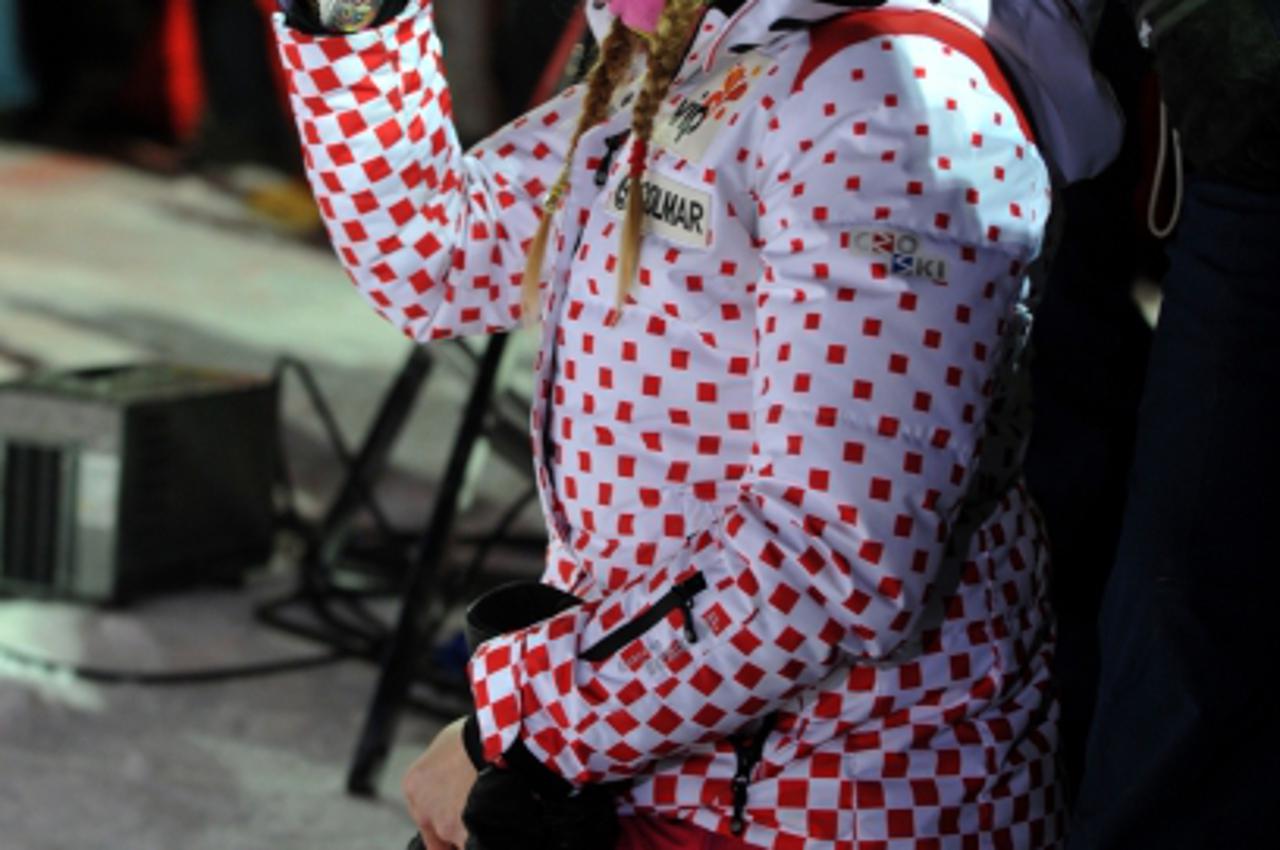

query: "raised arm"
xmin=274 ymin=0 xmax=581 ymax=339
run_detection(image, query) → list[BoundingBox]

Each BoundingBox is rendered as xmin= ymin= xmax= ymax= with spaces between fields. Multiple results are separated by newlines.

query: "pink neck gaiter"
xmin=608 ymin=0 xmax=666 ymax=34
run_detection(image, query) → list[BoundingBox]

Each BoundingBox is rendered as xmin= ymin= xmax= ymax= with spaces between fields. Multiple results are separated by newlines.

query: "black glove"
xmin=463 ymin=764 xmax=622 ymax=850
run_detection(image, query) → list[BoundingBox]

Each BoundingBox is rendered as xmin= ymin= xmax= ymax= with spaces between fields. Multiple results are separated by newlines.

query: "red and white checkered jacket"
xmin=274 ymin=2 xmax=1108 ymax=847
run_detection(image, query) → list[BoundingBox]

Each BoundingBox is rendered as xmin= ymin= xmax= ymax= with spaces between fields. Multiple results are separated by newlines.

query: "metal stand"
xmin=258 ymin=345 xmax=435 ymax=658
xmin=347 ymin=334 xmax=513 ymax=795
xmin=308 ymin=346 xmax=434 ymax=577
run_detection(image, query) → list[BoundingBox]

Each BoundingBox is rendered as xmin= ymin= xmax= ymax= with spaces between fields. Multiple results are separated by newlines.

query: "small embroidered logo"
xmin=653 ymin=54 xmax=773 ymax=162
xmin=850 ymin=229 xmax=948 ymax=282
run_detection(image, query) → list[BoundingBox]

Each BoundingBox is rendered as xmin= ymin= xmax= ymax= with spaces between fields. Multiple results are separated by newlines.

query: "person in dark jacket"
xmin=1067 ymin=3 xmax=1280 ymax=848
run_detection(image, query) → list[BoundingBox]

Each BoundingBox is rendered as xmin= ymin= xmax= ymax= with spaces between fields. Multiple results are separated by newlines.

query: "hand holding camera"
xmin=400 ymin=583 xmax=623 ymax=850
xmin=402 ymin=718 xmax=476 ymax=850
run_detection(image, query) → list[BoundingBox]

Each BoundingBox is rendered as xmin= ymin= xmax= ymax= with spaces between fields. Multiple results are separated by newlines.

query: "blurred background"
xmin=0 ymin=2 xmax=583 ymax=848
xmin=0 ymin=2 xmax=1177 ymax=849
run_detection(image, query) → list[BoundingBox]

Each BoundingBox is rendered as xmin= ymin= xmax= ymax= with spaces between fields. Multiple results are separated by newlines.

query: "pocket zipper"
xmin=579 ymin=572 xmax=708 ymax=662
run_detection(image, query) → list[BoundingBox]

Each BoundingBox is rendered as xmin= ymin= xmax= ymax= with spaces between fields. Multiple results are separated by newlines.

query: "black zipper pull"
xmin=675 ymin=573 xmax=707 ymax=645
xmin=730 ymin=764 xmax=751 ymax=835
xmin=730 ymin=735 xmax=756 ymax=835
xmin=678 ymin=592 xmax=699 ymax=644
xmin=595 ymin=132 xmax=629 ymax=187
xmin=728 ymin=713 xmax=779 ymax=836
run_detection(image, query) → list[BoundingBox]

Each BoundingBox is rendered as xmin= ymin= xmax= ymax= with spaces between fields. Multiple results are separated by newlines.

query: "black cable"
xmin=0 ymin=641 xmax=347 ymax=686
xmin=326 ymin=584 xmax=395 ymax=637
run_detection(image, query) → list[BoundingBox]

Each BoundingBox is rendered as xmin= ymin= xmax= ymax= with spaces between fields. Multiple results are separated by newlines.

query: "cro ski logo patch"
xmin=850 ymin=229 xmax=949 ymax=283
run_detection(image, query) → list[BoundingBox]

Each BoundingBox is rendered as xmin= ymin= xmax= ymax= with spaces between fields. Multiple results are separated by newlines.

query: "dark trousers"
xmin=1067 ymin=176 xmax=1280 ymax=849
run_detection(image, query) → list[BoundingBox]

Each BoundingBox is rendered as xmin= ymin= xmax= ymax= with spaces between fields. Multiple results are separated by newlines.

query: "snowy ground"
xmin=0 ymin=143 xmax=542 ymax=850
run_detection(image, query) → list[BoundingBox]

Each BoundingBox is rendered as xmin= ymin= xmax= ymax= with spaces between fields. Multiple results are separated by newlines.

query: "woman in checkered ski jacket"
xmin=275 ymin=1 xmax=1120 ymax=847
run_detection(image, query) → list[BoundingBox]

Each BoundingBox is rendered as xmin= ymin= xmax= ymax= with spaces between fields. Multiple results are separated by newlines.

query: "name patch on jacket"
xmin=850 ymin=228 xmax=949 ymax=282
xmin=652 ymin=53 xmax=774 ymax=162
xmin=610 ymin=172 xmax=713 ymax=249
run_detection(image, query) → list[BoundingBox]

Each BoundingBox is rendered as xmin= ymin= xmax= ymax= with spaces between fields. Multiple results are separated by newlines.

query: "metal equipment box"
xmin=0 ymin=364 xmax=278 ymax=603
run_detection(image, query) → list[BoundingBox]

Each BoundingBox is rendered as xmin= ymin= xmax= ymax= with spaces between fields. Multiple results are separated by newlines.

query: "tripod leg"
xmin=305 ymin=344 xmax=434 ymax=573
xmin=347 ymin=334 xmax=511 ymax=796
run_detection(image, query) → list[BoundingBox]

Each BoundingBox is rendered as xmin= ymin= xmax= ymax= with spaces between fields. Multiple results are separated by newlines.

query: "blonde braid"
xmin=615 ymin=0 xmax=707 ymax=317
xmin=520 ymin=20 xmax=641 ymax=322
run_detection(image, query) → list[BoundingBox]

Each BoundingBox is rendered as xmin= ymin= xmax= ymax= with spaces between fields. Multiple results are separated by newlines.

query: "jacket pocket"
xmin=579 ymin=572 xmax=709 ymax=663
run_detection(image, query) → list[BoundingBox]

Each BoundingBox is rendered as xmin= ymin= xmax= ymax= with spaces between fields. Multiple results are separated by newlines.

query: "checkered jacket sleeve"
xmin=468 ymin=35 xmax=1051 ymax=785
xmin=272 ymin=1 xmax=577 ymax=340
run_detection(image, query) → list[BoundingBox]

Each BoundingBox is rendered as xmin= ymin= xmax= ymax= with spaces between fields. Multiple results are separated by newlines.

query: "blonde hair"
xmin=520 ymin=0 xmax=707 ymax=323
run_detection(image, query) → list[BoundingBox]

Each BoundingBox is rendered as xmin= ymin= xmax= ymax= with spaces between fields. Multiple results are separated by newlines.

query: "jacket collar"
xmin=583 ymin=0 xmax=1122 ymax=183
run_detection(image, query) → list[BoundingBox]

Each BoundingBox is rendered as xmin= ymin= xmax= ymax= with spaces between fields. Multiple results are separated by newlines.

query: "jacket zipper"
xmin=729 ymin=712 xmax=779 ymax=835
xmin=595 ymin=131 xmax=630 ymax=187
xmin=579 ymin=572 xmax=708 ymax=662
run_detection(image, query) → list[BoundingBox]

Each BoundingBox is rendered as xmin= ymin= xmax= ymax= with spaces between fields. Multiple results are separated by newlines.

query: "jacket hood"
xmin=585 ymin=0 xmax=1121 ymax=184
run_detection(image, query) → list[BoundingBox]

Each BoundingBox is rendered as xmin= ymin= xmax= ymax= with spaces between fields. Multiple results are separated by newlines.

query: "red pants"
xmin=616 ymin=817 xmax=755 ymax=850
